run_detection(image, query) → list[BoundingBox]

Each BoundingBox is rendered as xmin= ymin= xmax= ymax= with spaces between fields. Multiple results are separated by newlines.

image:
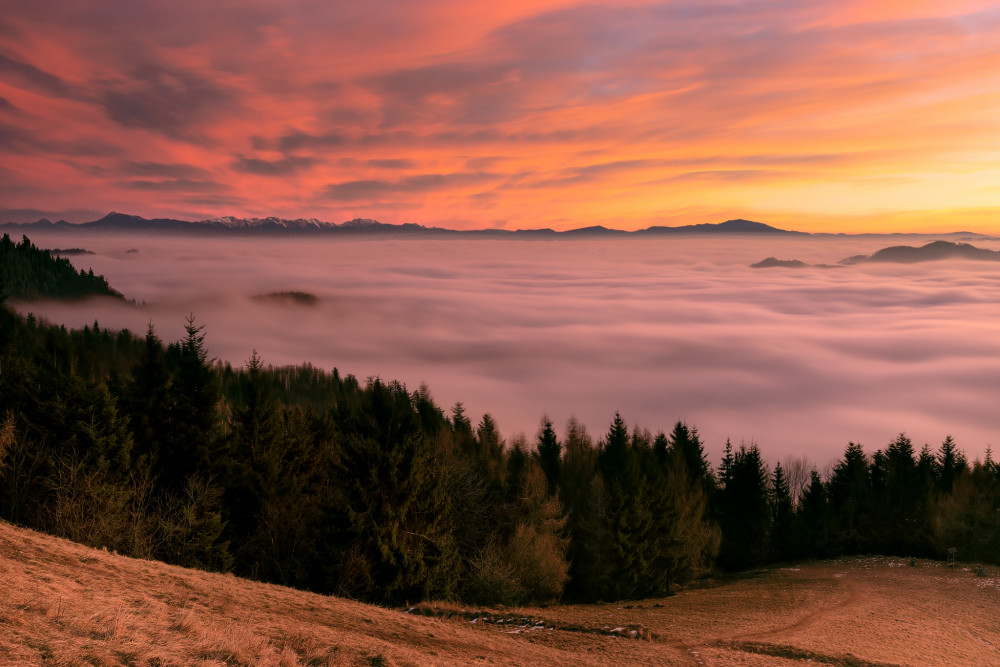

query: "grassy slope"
xmin=2 ymin=521 xmax=998 ymax=666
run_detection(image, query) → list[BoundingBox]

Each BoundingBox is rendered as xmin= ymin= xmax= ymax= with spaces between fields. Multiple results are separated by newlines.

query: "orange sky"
xmin=2 ymin=0 xmax=999 ymax=232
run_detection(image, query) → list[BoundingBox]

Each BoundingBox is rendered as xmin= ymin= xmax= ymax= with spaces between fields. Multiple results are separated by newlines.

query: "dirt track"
xmin=735 ymin=573 xmax=861 ymax=642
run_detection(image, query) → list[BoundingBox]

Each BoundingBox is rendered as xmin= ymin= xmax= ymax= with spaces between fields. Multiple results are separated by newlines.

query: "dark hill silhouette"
xmin=252 ymin=291 xmax=319 ymax=306
xmin=751 ymin=257 xmax=809 ymax=268
xmin=562 ymin=225 xmax=629 ymax=236
xmin=753 ymin=240 xmax=1000 ymax=269
xmin=840 ymin=240 xmax=1000 ymax=264
xmin=641 ymin=219 xmax=801 ymax=235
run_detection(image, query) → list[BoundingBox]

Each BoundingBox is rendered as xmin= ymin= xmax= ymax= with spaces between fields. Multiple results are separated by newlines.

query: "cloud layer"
xmin=2 ymin=1 xmax=1000 ymax=231
xmin=15 ymin=231 xmax=1000 ymax=468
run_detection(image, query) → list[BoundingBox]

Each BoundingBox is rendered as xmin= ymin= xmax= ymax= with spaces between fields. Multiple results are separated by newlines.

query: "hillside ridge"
xmin=3 ymin=520 xmax=999 ymax=666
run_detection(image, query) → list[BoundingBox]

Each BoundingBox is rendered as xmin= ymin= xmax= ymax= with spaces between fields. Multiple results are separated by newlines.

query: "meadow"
xmin=2 ymin=519 xmax=998 ymax=666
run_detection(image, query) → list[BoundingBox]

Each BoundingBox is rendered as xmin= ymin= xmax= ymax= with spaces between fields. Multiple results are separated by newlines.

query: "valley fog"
xmin=13 ymin=231 xmax=1000 ymax=467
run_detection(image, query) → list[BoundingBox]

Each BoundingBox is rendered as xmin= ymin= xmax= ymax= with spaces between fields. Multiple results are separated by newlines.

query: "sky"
xmin=15 ymin=231 xmax=1000 ymax=468
xmin=2 ymin=0 xmax=1000 ymax=232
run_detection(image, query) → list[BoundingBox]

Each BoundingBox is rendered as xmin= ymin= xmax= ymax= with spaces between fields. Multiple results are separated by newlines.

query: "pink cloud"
xmin=1 ymin=1 xmax=999 ymax=231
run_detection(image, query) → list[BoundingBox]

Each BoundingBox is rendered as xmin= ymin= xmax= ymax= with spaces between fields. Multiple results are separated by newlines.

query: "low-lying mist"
xmin=13 ymin=231 xmax=1000 ymax=467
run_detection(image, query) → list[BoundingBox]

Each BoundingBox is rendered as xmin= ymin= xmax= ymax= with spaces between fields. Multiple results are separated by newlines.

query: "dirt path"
xmin=703 ymin=571 xmax=903 ymax=667
xmin=735 ymin=571 xmax=862 ymax=643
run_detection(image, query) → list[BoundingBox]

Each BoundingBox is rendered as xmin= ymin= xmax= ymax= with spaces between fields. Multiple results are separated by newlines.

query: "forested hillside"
xmin=0 ymin=234 xmax=123 ymax=301
xmin=1 ymin=237 xmax=999 ymax=606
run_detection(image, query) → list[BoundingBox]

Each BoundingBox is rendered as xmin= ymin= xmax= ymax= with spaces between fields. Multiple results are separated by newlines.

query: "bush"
xmin=464 ymin=541 xmax=525 ymax=606
xmin=505 ymin=524 xmax=569 ymax=602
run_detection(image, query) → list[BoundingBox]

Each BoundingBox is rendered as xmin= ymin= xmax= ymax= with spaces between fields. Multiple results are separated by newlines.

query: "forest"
xmin=1 ymin=233 xmax=999 ymax=605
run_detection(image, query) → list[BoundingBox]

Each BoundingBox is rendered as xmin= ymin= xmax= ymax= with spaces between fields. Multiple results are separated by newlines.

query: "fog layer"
xmin=14 ymin=232 xmax=1000 ymax=466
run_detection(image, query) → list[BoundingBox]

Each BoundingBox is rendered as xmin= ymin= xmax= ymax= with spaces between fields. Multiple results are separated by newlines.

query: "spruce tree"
xmin=334 ymin=379 xmax=458 ymax=603
xmin=795 ymin=470 xmax=831 ymax=558
xmin=717 ymin=443 xmax=770 ymax=569
xmin=828 ymin=442 xmax=870 ymax=554
xmin=559 ymin=418 xmax=603 ymax=600
xmin=536 ymin=418 xmax=561 ymax=496
xmin=937 ymin=435 xmax=965 ymax=495
xmin=769 ymin=462 xmax=794 ymax=561
xmin=669 ymin=421 xmax=711 ymax=489
xmin=162 ymin=315 xmax=221 ymax=487
xmin=223 ymin=350 xmax=286 ymax=577
xmin=591 ymin=415 xmax=668 ymax=599
xmin=126 ymin=324 xmax=171 ymax=469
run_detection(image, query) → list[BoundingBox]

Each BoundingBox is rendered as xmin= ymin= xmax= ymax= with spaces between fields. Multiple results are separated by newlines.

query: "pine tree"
xmin=795 ymin=470 xmax=831 ymax=558
xmin=473 ymin=413 xmax=505 ymax=490
xmin=162 ymin=315 xmax=221 ymax=487
xmin=937 ymin=435 xmax=966 ymax=495
xmin=717 ymin=443 xmax=770 ymax=569
xmin=126 ymin=324 xmax=171 ymax=469
xmin=881 ymin=434 xmax=930 ymax=554
xmin=718 ymin=438 xmax=734 ymax=487
xmin=590 ymin=415 xmax=670 ymax=599
xmin=559 ymin=418 xmax=603 ymax=600
xmin=536 ymin=418 xmax=561 ymax=496
xmin=656 ymin=436 xmax=719 ymax=590
xmin=769 ymin=461 xmax=794 ymax=561
xmin=828 ymin=442 xmax=870 ymax=554
xmin=222 ymin=350 xmax=286 ymax=577
xmin=334 ymin=379 xmax=458 ymax=603
xmin=669 ymin=421 xmax=711 ymax=489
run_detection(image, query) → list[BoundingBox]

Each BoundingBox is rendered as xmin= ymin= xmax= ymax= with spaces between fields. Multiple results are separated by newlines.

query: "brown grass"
xmin=2 ymin=521 xmax=998 ymax=666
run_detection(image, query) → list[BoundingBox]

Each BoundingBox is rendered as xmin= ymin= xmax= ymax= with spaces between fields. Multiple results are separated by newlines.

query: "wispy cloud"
xmin=232 ymin=156 xmax=321 ymax=177
xmin=0 ymin=1 xmax=999 ymax=230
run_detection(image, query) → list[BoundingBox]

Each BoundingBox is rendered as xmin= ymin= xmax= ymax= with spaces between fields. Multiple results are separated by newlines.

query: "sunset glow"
xmin=2 ymin=0 xmax=999 ymax=231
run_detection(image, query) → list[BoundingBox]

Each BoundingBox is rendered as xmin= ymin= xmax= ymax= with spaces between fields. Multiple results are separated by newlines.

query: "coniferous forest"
xmin=1 ymin=234 xmax=999 ymax=605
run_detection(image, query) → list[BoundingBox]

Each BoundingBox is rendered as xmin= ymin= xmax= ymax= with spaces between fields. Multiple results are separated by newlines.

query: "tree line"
xmin=0 ymin=234 xmax=123 ymax=301
xmin=1 ymin=238 xmax=998 ymax=606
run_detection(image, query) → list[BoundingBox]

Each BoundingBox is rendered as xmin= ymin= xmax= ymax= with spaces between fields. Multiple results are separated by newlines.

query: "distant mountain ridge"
xmin=642 ymin=219 xmax=800 ymax=235
xmin=1 ymin=212 xmax=803 ymax=236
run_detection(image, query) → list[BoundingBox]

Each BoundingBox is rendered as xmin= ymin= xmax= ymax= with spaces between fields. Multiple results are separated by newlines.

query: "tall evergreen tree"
xmin=795 ymin=470 xmax=832 ymax=558
xmin=717 ymin=443 xmax=770 ymax=569
xmin=333 ymin=379 xmax=458 ymax=603
xmin=474 ymin=413 xmax=506 ymax=490
xmin=161 ymin=315 xmax=221 ymax=488
xmin=222 ymin=350 xmax=285 ymax=577
xmin=536 ymin=418 xmax=561 ymax=496
xmin=828 ymin=442 xmax=870 ymax=554
xmin=559 ymin=418 xmax=603 ymax=600
xmin=937 ymin=435 xmax=966 ymax=495
xmin=656 ymin=434 xmax=719 ymax=589
xmin=125 ymin=324 xmax=171 ymax=469
xmin=669 ymin=421 xmax=711 ymax=489
xmin=587 ymin=416 xmax=679 ymax=599
xmin=881 ymin=434 xmax=931 ymax=554
xmin=769 ymin=461 xmax=794 ymax=561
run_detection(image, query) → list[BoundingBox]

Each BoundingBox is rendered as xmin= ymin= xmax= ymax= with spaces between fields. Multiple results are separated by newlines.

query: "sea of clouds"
xmin=12 ymin=231 xmax=1000 ymax=469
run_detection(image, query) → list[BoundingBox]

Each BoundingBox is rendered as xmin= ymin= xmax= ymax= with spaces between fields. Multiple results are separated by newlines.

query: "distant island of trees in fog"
xmin=1 ymin=233 xmax=998 ymax=605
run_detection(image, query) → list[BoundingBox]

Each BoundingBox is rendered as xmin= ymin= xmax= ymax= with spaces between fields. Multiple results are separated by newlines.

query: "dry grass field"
xmin=2 ymin=520 xmax=998 ymax=666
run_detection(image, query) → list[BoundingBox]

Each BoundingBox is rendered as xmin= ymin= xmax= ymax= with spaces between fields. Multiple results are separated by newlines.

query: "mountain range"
xmin=2 ymin=212 xmax=804 ymax=236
